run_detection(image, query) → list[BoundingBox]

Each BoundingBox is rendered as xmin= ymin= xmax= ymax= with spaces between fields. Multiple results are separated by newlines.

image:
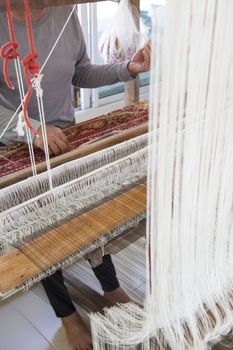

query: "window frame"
xmin=76 ymin=2 xmax=150 ymax=117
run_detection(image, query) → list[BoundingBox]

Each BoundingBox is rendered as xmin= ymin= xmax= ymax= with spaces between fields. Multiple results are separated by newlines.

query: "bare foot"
xmin=62 ymin=311 xmax=93 ymax=350
xmin=103 ymin=287 xmax=132 ymax=306
xmin=104 ymin=287 xmax=144 ymax=308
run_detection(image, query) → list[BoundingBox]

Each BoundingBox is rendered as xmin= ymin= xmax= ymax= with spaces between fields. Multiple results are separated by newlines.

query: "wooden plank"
xmin=0 ymin=123 xmax=148 ymax=189
xmin=0 ymin=0 xmax=108 ymax=11
xmin=0 ymin=183 xmax=146 ymax=294
xmin=125 ymin=0 xmax=141 ymax=105
xmin=103 ymin=218 xmax=145 ymax=254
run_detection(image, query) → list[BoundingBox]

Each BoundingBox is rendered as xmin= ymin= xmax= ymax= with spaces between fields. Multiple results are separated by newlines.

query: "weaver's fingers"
xmin=54 ymin=138 xmax=70 ymax=154
xmin=48 ymin=140 xmax=62 ymax=156
xmin=34 ymin=134 xmax=44 ymax=150
xmin=146 ymin=39 xmax=152 ymax=50
xmin=33 ymin=136 xmax=54 ymax=156
xmin=56 ymin=128 xmax=70 ymax=149
xmin=142 ymin=46 xmax=151 ymax=69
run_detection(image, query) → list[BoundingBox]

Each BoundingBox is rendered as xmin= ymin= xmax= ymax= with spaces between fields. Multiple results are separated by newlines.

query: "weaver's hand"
xmin=128 ymin=40 xmax=151 ymax=76
xmin=34 ymin=124 xmax=70 ymax=156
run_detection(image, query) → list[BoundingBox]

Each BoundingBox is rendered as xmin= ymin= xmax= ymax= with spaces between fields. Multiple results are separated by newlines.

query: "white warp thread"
xmin=90 ymin=1 xmax=233 ymax=349
xmin=98 ymin=0 xmax=147 ymax=64
xmin=0 ymin=146 xmax=147 ymax=246
xmin=0 ymin=211 xmax=146 ymax=300
xmin=0 ymin=134 xmax=147 ymax=213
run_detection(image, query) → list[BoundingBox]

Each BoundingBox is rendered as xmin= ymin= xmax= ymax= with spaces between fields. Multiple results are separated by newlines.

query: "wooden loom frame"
xmin=0 ymin=3 xmax=230 ymax=348
xmin=0 ymin=183 xmax=146 ymax=298
xmin=0 ymin=122 xmax=148 ymax=189
xmin=0 ymin=0 xmax=146 ymax=300
xmin=0 ymin=0 xmax=142 ymax=189
xmin=0 ymin=108 xmax=148 ymax=298
xmin=0 ymin=105 xmax=148 ymax=297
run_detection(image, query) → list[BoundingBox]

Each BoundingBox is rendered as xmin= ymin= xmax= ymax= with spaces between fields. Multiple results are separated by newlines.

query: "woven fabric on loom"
xmin=0 ymin=101 xmax=148 ymax=177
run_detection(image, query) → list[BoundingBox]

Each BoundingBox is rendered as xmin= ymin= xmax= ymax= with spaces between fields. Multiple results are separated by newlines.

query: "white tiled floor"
xmin=0 ymin=238 xmax=147 ymax=350
xmin=0 ymin=291 xmax=68 ymax=350
xmin=0 ymin=235 xmax=229 ymax=350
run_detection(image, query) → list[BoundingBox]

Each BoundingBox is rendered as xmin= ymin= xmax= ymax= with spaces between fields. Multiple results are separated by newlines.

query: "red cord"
xmin=22 ymin=52 xmax=39 ymax=135
xmin=22 ymin=0 xmax=41 ymax=135
xmin=0 ymin=0 xmax=19 ymax=89
xmin=5 ymin=0 xmax=15 ymax=41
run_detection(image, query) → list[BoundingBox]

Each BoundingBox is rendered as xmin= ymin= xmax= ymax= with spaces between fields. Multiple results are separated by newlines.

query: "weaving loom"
xmin=0 ymin=101 xmax=148 ymax=299
xmin=0 ymin=2 xmax=152 ymax=350
xmin=2 ymin=0 xmax=233 ymax=349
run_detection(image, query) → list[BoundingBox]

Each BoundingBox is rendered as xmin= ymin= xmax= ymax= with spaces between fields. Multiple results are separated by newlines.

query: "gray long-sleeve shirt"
xmin=0 ymin=6 xmax=133 ymax=145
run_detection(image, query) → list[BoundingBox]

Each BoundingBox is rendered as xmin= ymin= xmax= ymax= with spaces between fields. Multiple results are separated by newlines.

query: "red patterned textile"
xmin=0 ymin=101 xmax=148 ymax=178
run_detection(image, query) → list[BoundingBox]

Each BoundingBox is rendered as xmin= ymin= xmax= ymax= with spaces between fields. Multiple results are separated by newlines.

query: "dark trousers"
xmin=41 ymin=254 xmax=120 ymax=318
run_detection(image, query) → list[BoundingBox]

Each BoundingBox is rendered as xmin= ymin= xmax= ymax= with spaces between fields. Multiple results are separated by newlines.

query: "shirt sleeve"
xmin=0 ymin=104 xmax=40 ymax=145
xmin=72 ymin=17 xmax=136 ymax=88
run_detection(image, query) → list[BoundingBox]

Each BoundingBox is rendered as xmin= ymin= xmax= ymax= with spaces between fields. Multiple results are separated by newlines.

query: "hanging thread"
xmin=0 ymin=6 xmax=76 ymax=143
xmin=22 ymin=0 xmax=40 ymax=135
xmin=0 ymin=0 xmax=37 ymax=175
xmin=22 ymin=0 xmax=53 ymax=189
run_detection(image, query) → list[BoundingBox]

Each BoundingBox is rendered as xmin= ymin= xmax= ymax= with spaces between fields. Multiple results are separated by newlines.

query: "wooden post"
xmin=125 ymin=0 xmax=140 ymax=106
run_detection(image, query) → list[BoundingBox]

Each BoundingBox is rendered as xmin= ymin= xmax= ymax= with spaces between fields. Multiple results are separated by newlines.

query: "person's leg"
xmin=41 ymin=256 xmax=130 ymax=349
xmin=91 ymin=254 xmax=131 ymax=306
xmin=91 ymin=254 xmax=120 ymax=292
xmin=42 ymin=270 xmax=92 ymax=350
xmin=41 ymin=270 xmax=76 ymax=318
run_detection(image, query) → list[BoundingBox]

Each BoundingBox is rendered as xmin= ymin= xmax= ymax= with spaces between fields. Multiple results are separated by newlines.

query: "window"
xmin=76 ymin=1 xmax=154 ymax=114
xmin=97 ymin=1 xmax=125 ymax=101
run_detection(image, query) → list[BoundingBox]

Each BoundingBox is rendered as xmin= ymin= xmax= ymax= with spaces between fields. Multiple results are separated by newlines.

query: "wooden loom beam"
xmin=0 ymin=0 xmax=109 ymax=11
xmin=0 ymin=183 xmax=146 ymax=295
xmin=0 ymin=123 xmax=148 ymax=189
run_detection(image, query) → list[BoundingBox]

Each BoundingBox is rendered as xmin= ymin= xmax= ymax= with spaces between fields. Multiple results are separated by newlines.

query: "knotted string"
xmin=22 ymin=0 xmax=40 ymax=135
xmin=22 ymin=0 xmax=53 ymax=189
xmin=0 ymin=5 xmax=76 ymax=184
xmin=1 ymin=43 xmax=19 ymax=90
xmin=0 ymin=5 xmax=76 ymax=142
xmin=0 ymin=0 xmax=19 ymax=90
xmin=1 ymin=0 xmax=37 ymax=175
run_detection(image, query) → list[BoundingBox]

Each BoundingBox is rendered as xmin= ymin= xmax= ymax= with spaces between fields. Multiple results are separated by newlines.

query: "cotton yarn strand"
xmin=90 ymin=1 xmax=233 ymax=349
